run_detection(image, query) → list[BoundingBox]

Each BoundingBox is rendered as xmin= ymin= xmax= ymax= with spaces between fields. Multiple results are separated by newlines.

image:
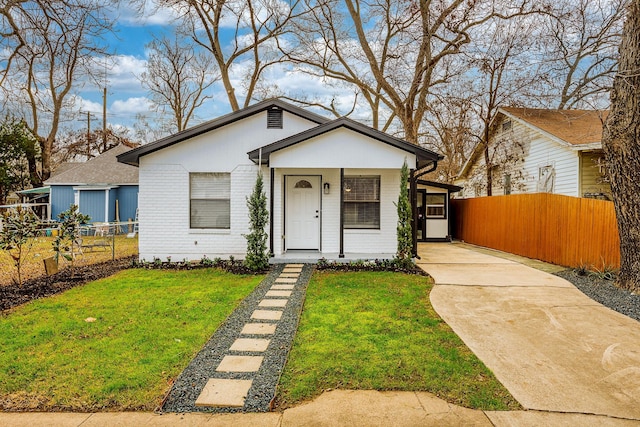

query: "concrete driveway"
xmin=417 ymin=243 xmax=640 ymax=422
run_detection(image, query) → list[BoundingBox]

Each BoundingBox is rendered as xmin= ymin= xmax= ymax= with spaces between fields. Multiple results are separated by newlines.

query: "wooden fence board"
xmin=450 ymin=194 xmax=620 ymax=269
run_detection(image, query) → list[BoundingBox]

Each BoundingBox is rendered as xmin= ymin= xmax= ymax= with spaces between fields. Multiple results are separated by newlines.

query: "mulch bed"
xmin=0 ymin=257 xmax=135 ymax=312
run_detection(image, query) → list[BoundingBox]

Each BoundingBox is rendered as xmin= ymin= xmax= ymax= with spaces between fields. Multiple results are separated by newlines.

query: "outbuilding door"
xmin=285 ymin=176 xmax=321 ymax=250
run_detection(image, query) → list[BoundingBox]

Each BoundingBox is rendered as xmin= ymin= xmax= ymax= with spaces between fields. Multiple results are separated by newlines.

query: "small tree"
xmin=52 ymin=205 xmax=90 ymax=271
xmin=395 ymin=161 xmax=413 ymax=268
xmin=244 ymin=172 xmax=269 ymax=271
xmin=0 ymin=206 xmax=39 ymax=285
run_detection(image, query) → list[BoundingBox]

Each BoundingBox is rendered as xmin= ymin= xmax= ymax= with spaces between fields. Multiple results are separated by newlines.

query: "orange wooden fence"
xmin=450 ymin=194 xmax=620 ymax=269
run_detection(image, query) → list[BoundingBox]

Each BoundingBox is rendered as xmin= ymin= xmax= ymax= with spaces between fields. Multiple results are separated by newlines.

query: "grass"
xmin=0 ymin=268 xmax=262 ymax=411
xmin=0 ymin=235 xmax=138 ymax=286
xmin=277 ymin=271 xmax=520 ymax=410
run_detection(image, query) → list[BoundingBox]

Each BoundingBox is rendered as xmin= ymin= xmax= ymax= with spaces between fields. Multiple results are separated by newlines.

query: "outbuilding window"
xmin=190 ymin=173 xmax=230 ymax=229
xmin=343 ymin=176 xmax=380 ymax=229
xmin=425 ymin=194 xmax=446 ymax=218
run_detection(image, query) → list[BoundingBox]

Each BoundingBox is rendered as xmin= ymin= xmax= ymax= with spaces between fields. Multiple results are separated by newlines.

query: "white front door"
xmin=286 ymin=176 xmax=321 ymax=250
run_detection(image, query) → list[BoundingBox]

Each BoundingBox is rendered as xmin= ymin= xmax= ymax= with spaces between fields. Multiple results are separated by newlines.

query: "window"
xmin=502 ymin=120 xmax=512 ymax=132
xmin=190 ymin=173 xmax=230 ymax=229
xmin=294 ymin=179 xmax=312 ymax=188
xmin=504 ymin=173 xmax=512 ymax=195
xmin=537 ymin=165 xmax=555 ymax=193
xmin=267 ymin=108 xmax=283 ymax=129
xmin=343 ymin=176 xmax=380 ymax=229
xmin=425 ymin=194 xmax=446 ymax=218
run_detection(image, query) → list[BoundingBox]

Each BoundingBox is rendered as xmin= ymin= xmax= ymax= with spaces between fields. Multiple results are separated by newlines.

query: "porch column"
xmin=410 ymin=169 xmax=418 ymax=258
xmin=339 ymin=168 xmax=344 ymax=258
xmin=269 ymin=167 xmax=275 ymax=256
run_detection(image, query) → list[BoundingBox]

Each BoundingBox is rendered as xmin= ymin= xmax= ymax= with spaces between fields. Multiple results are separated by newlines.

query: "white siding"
xmin=343 ymin=168 xmax=399 ymax=254
xmin=270 ymin=128 xmax=416 ymax=169
xmin=458 ymin=115 xmax=580 ymax=198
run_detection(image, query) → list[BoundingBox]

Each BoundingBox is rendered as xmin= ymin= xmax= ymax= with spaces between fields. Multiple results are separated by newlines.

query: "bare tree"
xmin=53 ymin=127 xmax=140 ymax=164
xmin=285 ymin=0 xmax=540 ymax=144
xmin=543 ymin=0 xmax=626 ymax=109
xmin=140 ymin=35 xmax=219 ymax=132
xmin=147 ymin=0 xmax=305 ymax=111
xmin=466 ymin=16 xmax=544 ymax=195
xmin=0 ymin=1 xmax=116 ymax=184
xmin=602 ymin=0 xmax=640 ymax=291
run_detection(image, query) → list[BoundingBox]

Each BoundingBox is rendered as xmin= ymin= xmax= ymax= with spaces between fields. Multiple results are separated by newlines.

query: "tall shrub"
xmin=0 ymin=206 xmax=39 ymax=285
xmin=395 ymin=160 xmax=413 ymax=268
xmin=244 ymin=172 xmax=269 ymax=271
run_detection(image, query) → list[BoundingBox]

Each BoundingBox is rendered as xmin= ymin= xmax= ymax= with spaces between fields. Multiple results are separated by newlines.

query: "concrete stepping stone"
xmin=275 ymin=277 xmax=298 ymax=284
xmin=265 ymin=290 xmax=292 ymax=297
xmin=285 ymin=264 xmax=304 ymax=268
xmin=282 ymin=268 xmax=302 ymax=273
xmin=216 ymin=355 xmax=264 ymax=372
xmin=279 ymin=273 xmax=300 ymax=278
xmin=241 ymin=323 xmax=277 ymax=335
xmin=251 ymin=310 xmax=283 ymax=320
xmin=195 ymin=378 xmax=253 ymax=408
xmin=230 ymin=338 xmax=270 ymax=352
xmin=272 ymin=284 xmax=295 ymax=290
xmin=259 ymin=299 xmax=288 ymax=308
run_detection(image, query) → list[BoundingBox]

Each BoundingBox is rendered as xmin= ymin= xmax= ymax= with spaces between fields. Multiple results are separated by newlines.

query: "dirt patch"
xmin=0 ymin=257 xmax=135 ymax=312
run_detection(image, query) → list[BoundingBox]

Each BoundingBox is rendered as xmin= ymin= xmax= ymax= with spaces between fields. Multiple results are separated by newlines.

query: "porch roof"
xmin=248 ymin=117 xmax=443 ymax=169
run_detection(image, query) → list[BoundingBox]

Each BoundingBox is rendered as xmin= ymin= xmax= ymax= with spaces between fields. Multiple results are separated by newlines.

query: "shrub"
xmin=244 ymin=172 xmax=269 ymax=271
xmin=0 ymin=206 xmax=39 ymax=285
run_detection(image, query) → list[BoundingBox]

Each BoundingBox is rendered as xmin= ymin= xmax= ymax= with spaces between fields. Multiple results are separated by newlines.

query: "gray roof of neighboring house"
xmin=118 ymin=99 xmax=330 ymax=167
xmin=45 ymin=145 xmax=138 ymax=185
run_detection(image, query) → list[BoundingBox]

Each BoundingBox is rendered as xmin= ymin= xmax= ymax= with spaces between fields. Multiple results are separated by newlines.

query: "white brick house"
xmin=118 ymin=100 xmax=443 ymax=261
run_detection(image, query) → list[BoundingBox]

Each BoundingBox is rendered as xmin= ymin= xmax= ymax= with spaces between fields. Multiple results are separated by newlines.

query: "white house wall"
xmin=458 ymin=115 xmax=580 ymax=198
xmin=420 ymin=185 xmax=449 ymax=240
xmin=137 ymin=111 xmax=315 ymax=261
xmin=270 ymin=128 xmax=416 ymax=169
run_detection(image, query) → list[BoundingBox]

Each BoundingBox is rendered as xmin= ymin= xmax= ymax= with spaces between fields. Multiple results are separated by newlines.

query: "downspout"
xmin=411 ymin=160 xmax=438 ymax=257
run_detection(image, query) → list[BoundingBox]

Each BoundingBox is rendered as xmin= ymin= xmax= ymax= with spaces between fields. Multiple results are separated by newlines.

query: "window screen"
xmin=343 ymin=176 xmax=380 ymax=229
xmin=190 ymin=173 xmax=230 ymax=229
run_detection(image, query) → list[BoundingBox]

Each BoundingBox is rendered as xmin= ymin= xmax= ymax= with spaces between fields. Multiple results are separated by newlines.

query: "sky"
xmin=72 ymin=3 xmax=346 ymax=141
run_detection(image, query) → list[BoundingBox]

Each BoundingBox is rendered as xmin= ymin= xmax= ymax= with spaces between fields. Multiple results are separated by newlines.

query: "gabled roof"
xmin=458 ymin=107 xmax=607 ymax=179
xmin=500 ymin=107 xmax=607 ymax=147
xmin=117 ymin=99 xmax=329 ymax=166
xmin=247 ymin=117 xmax=443 ymax=168
xmin=45 ymin=144 xmax=138 ymax=185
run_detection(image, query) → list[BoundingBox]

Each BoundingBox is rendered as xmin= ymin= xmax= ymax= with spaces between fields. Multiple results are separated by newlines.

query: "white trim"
xmin=104 ymin=189 xmax=110 ymax=222
xmin=72 ymin=185 xmax=120 ymax=191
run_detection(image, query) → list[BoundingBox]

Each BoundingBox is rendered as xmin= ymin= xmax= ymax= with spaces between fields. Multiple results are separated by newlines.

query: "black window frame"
xmin=343 ymin=175 xmax=381 ymax=229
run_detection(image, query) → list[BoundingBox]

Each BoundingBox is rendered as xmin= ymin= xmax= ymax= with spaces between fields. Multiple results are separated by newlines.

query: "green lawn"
xmin=277 ymin=271 xmax=520 ymax=410
xmin=0 ymin=268 xmax=262 ymax=411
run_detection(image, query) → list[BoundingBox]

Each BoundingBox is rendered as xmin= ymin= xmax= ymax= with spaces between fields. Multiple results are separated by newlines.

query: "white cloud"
xmin=116 ymin=1 xmax=183 ymax=26
xmin=111 ymin=97 xmax=153 ymax=115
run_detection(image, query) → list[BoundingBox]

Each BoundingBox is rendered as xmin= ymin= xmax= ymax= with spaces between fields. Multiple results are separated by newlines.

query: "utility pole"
xmin=79 ymin=111 xmax=96 ymax=161
xmin=102 ymin=86 xmax=107 ymax=151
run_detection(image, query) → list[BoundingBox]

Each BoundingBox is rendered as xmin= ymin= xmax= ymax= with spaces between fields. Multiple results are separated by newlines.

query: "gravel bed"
xmin=161 ymin=263 xmax=313 ymax=414
xmin=555 ymin=270 xmax=640 ymax=322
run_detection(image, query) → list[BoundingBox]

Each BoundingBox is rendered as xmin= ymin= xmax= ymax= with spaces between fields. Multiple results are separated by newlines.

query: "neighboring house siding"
xmin=79 ymin=190 xmax=106 ymax=223
xmin=116 ymin=185 xmax=139 ymax=222
xmin=580 ymin=151 xmax=611 ymax=199
xmin=50 ymin=186 xmax=75 ymax=219
xmin=459 ymin=115 xmax=580 ymax=198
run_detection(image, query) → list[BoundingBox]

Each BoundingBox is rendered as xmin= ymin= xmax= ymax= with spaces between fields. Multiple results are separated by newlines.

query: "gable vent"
xmin=267 ymin=108 xmax=283 ymax=129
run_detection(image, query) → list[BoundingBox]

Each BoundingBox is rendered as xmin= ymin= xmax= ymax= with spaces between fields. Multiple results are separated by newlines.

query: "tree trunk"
xmin=602 ymin=0 xmax=640 ymax=291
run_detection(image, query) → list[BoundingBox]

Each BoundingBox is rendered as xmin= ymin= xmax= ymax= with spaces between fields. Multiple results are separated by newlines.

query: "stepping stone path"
xmin=161 ymin=264 xmax=311 ymax=413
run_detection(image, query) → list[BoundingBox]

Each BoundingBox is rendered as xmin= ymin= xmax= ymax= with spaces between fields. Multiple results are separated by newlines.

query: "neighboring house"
xmin=456 ymin=107 xmax=611 ymax=199
xmin=117 ymin=99 xmax=443 ymax=261
xmin=45 ymin=144 xmax=138 ymax=223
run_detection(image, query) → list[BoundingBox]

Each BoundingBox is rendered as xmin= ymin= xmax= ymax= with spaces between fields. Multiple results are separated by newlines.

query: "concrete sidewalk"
xmin=417 ymin=243 xmax=640 ymax=422
xmin=2 ymin=389 xmax=638 ymax=426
